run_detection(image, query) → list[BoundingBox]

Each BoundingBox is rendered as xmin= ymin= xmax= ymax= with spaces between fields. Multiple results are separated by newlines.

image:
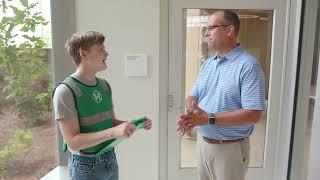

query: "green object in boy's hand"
xmin=95 ymin=116 xmax=147 ymax=156
xmin=63 ymin=142 xmax=67 ymax=152
xmin=131 ymin=116 xmax=147 ymax=129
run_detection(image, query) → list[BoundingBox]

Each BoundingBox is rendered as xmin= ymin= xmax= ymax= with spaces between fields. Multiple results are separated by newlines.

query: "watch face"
xmin=208 ymin=113 xmax=215 ymax=124
xmin=209 ymin=117 xmax=215 ymax=124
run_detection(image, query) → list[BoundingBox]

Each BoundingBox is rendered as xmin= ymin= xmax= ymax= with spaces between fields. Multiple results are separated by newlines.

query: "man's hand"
xmin=177 ymin=101 xmax=209 ymax=135
xmin=177 ymin=118 xmax=193 ymax=136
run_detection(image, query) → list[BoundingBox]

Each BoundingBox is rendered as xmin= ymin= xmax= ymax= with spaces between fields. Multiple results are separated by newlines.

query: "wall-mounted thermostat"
xmin=124 ymin=54 xmax=148 ymax=77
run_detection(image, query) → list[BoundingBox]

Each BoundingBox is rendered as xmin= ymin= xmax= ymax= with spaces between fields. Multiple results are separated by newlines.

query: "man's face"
xmin=205 ymin=12 xmax=230 ymax=51
xmin=85 ymin=44 xmax=109 ymax=71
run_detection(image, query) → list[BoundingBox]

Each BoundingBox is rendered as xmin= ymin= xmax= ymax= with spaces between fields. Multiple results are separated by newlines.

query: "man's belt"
xmin=203 ymin=136 xmax=246 ymax=144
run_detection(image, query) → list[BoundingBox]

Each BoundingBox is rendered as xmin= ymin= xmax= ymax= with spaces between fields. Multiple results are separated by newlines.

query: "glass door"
xmin=168 ymin=0 xmax=294 ymax=180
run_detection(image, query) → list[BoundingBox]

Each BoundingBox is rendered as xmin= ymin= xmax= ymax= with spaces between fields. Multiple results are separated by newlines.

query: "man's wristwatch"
xmin=208 ymin=113 xmax=216 ymax=124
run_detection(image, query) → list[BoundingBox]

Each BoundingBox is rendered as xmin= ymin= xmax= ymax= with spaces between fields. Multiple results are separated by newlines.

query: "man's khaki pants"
xmin=196 ymin=135 xmax=250 ymax=180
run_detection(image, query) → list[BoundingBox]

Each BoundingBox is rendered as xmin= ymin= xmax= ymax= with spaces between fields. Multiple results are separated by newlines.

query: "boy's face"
xmin=83 ymin=43 xmax=109 ymax=71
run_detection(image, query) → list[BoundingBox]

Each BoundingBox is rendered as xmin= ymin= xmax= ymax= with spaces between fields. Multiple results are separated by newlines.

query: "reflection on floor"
xmin=181 ymin=115 xmax=267 ymax=168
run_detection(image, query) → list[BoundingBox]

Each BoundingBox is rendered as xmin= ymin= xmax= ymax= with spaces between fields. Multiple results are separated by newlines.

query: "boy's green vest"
xmin=61 ymin=76 xmax=114 ymax=154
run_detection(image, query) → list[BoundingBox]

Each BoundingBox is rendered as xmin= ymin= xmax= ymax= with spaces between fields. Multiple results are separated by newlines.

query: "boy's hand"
xmin=144 ymin=118 xmax=152 ymax=130
xmin=113 ymin=122 xmax=135 ymax=138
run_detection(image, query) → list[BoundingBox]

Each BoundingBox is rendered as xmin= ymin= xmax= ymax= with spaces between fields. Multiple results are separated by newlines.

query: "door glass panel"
xmin=181 ymin=9 xmax=273 ymax=168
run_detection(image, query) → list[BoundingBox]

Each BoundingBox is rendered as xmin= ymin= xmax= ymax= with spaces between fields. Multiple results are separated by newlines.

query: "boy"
xmin=53 ymin=31 xmax=152 ymax=180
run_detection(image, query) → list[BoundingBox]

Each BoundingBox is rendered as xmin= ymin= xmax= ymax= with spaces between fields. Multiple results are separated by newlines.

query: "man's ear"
xmin=227 ymin=26 xmax=235 ymax=38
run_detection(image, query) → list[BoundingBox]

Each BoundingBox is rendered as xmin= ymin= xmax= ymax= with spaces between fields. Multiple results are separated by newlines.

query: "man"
xmin=53 ymin=31 xmax=152 ymax=180
xmin=177 ymin=10 xmax=266 ymax=180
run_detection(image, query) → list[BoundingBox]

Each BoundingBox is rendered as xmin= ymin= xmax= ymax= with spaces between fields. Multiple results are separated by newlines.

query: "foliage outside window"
xmin=0 ymin=0 xmax=52 ymax=177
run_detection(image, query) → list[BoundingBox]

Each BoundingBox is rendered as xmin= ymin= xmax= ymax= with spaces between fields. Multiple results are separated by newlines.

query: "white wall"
xmin=75 ymin=1 xmax=160 ymax=180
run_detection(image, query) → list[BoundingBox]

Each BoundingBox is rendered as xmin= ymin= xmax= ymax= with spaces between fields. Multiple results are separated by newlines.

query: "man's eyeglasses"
xmin=204 ymin=24 xmax=231 ymax=32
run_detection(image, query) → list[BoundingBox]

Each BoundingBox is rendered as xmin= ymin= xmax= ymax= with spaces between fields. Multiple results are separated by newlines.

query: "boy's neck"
xmin=75 ymin=66 xmax=97 ymax=82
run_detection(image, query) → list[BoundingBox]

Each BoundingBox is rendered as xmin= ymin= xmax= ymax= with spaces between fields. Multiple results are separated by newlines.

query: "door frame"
xmin=307 ymin=34 xmax=320 ymax=180
xmin=289 ymin=0 xmax=320 ymax=179
xmin=307 ymin=35 xmax=320 ymax=180
xmin=159 ymin=0 xmax=303 ymax=179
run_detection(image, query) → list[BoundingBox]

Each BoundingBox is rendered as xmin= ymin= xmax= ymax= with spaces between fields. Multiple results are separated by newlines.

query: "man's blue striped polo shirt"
xmin=191 ymin=45 xmax=266 ymax=140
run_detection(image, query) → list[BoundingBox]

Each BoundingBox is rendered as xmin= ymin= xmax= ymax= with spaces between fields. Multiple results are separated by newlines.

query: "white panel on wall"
xmin=125 ymin=54 xmax=148 ymax=77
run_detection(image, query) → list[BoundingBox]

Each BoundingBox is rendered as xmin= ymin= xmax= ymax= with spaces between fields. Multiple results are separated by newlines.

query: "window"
xmin=0 ymin=0 xmax=56 ymax=179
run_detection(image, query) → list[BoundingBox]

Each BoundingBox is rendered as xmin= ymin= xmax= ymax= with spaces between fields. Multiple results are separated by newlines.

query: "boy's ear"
xmin=79 ymin=49 xmax=86 ymax=59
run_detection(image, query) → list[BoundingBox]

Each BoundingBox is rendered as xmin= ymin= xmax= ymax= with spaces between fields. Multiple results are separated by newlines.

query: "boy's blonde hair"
xmin=65 ymin=31 xmax=105 ymax=66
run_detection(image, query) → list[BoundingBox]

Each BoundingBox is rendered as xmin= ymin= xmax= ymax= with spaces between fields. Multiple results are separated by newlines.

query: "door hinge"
xmin=168 ymin=94 xmax=174 ymax=112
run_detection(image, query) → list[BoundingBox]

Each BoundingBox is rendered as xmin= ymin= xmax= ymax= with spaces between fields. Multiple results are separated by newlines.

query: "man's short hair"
xmin=215 ymin=10 xmax=240 ymax=36
xmin=65 ymin=31 xmax=105 ymax=66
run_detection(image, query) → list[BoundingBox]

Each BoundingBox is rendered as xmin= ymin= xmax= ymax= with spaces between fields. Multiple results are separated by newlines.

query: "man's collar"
xmin=213 ymin=44 xmax=242 ymax=61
